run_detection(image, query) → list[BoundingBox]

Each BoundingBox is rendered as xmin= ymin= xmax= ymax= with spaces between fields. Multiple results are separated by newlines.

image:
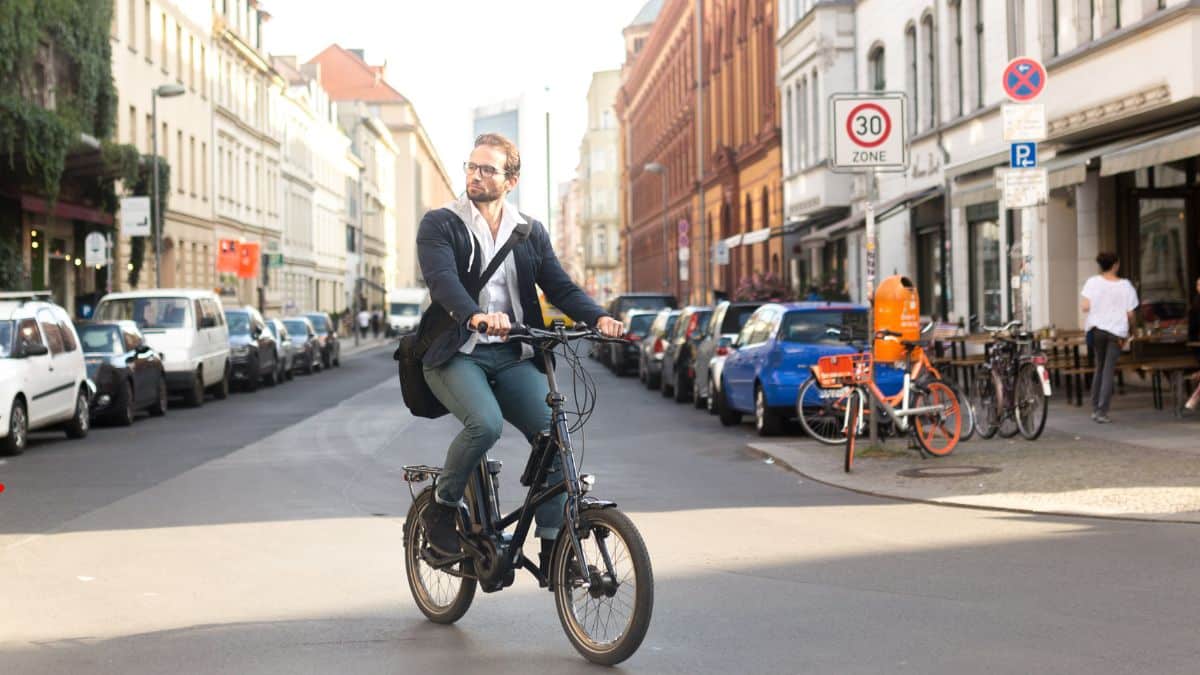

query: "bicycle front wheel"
xmin=912 ymin=381 xmax=962 ymax=456
xmin=797 ymin=376 xmax=852 ymax=445
xmin=404 ymin=488 xmax=477 ymax=624
xmin=844 ymin=391 xmax=861 ymax=473
xmin=947 ymin=379 xmax=976 ymax=441
xmin=1014 ymin=363 xmax=1049 ymax=440
xmin=972 ymin=367 xmax=1000 ymax=439
xmin=553 ymin=507 xmax=654 ymax=666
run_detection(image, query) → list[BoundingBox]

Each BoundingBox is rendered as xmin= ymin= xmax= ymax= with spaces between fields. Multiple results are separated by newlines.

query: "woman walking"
xmin=1080 ymin=252 xmax=1139 ymax=423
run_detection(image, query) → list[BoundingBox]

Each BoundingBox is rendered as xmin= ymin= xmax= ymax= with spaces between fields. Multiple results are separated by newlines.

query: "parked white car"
xmin=0 ymin=292 xmax=93 ymax=455
xmin=94 ymin=289 xmax=230 ymax=407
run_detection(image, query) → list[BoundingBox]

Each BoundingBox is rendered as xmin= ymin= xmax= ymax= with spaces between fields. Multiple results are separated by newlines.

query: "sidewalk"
xmin=748 ymin=387 xmax=1200 ymax=523
xmin=339 ymin=334 xmax=394 ymax=359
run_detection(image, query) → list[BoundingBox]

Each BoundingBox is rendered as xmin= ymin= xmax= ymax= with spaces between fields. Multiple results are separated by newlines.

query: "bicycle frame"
xmin=844 ymin=363 xmax=947 ymax=436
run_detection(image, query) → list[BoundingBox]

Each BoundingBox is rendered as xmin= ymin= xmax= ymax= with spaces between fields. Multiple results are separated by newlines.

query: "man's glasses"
xmin=463 ymin=162 xmax=506 ymax=178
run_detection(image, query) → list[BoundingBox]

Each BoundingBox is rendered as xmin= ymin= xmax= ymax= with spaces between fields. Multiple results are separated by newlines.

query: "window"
xmin=868 ymin=46 xmax=886 ymax=91
xmin=1050 ymin=0 xmax=1060 ymax=57
xmin=968 ymin=204 xmax=1003 ymax=327
xmin=199 ymin=45 xmax=206 ymax=97
xmin=189 ymin=136 xmax=196 ymax=195
xmin=189 ymin=35 xmax=195 ymax=88
xmin=16 ymin=319 xmax=44 ymax=353
xmin=916 ymin=227 xmax=947 ymax=320
xmin=201 ymin=142 xmax=208 ymax=199
xmin=128 ymin=105 xmax=137 ymax=148
xmin=161 ymin=122 xmax=168 ymax=165
xmin=950 ymin=1 xmax=964 ymax=117
xmin=145 ymin=113 xmax=152 ymax=153
xmin=143 ymin=1 xmax=150 ymax=57
xmin=160 ymin=13 xmax=167 ymax=67
xmin=57 ymin=316 xmax=78 ymax=352
xmin=176 ymin=24 xmax=182 ymax=81
xmin=128 ymin=0 xmax=137 ymax=50
xmin=905 ymin=25 xmax=918 ymax=135
xmin=784 ymin=87 xmax=794 ymax=172
xmin=974 ymin=0 xmax=985 ymax=109
xmin=37 ymin=310 xmax=64 ymax=355
xmin=811 ymin=70 xmax=820 ymax=161
xmin=176 ymin=130 xmax=183 ymax=193
xmin=921 ymin=14 xmax=937 ymax=130
xmin=798 ymin=77 xmax=808 ymax=169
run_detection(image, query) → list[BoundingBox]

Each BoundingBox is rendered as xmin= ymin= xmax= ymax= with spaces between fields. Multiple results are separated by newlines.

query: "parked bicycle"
xmin=401 ymin=322 xmax=653 ymax=666
xmin=971 ymin=320 xmax=1051 ymax=440
xmin=798 ymin=322 xmax=975 ymax=446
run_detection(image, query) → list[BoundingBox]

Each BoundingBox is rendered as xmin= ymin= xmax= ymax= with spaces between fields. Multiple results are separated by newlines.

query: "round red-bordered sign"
xmin=1002 ymin=57 xmax=1046 ymax=102
xmin=845 ymin=103 xmax=892 ymax=149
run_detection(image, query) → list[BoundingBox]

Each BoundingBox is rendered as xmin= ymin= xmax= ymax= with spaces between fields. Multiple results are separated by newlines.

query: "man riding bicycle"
xmin=416 ymin=133 xmax=624 ymax=571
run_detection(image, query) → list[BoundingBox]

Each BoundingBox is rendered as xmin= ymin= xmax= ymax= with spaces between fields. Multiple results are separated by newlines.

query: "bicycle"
xmin=401 ymin=322 xmax=653 ymax=666
xmin=798 ymin=322 xmax=975 ymax=446
xmin=815 ymin=329 xmax=963 ymax=472
xmin=971 ymin=320 xmax=1051 ymax=441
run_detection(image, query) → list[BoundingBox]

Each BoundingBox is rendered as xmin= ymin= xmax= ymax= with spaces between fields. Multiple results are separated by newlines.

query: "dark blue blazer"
xmin=416 ymin=206 xmax=608 ymax=370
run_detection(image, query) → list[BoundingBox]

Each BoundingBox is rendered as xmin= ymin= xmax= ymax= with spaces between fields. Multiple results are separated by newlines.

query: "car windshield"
xmin=306 ymin=314 xmax=329 ymax=331
xmin=780 ymin=311 xmax=867 ymax=343
xmin=78 ymin=325 xmax=124 ymax=354
xmin=391 ymin=303 xmax=419 ymax=316
xmin=97 ymin=297 xmax=190 ymax=329
xmin=284 ymin=320 xmax=309 ymax=337
xmin=225 ymin=312 xmax=251 ymax=335
xmin=0 ymin=321 xmax=12 ymax=358
xmin=628 ymin=314 xmax=655 ymax=334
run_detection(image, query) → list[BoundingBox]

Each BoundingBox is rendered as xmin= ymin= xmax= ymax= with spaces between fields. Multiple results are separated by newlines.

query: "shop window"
xmin=968 ymin=204 xmax=1002 ymax=328
xmin=1136 ymin=197 xmax=1190 ymax=324
xmin=916 ymin=228 xmax=946 ymax=320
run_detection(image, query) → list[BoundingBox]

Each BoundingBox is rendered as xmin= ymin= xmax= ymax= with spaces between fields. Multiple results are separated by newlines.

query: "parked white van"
xmin=0 ymin=292 xmax=93 ymax=455
xmin=94 ymin=289 xmax=230 ymax=406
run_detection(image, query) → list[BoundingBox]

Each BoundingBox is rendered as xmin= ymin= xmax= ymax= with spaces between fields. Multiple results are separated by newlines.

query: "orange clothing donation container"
xmin=873 ymin=275 xmax=920 ymax=362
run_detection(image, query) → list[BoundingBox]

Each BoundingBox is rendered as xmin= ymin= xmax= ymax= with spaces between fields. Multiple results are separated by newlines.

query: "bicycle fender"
xmin=579 ymin=496 xmax=618 ymax=511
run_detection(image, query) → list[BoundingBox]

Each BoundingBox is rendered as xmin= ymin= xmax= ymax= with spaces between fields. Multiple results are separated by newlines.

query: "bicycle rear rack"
xmin=402 ymin=464 xmax=444 ymax=500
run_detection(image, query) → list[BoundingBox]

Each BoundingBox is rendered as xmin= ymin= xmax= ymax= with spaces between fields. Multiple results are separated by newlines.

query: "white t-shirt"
xmin=1081 ymin=275 xmax=1139 ymax=338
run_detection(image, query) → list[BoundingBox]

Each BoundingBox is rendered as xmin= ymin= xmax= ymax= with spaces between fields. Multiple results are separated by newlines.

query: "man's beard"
xmin=467 ymin=184 xmax=501 ymax=203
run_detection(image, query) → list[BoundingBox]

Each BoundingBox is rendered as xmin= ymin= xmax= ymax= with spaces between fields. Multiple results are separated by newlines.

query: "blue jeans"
xmin=423 ymin=343 xmax=563 ymax=539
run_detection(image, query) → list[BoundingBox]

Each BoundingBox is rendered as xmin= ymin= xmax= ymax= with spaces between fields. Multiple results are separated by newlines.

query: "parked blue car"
xmin=716 ymin=302 xmax=904 ymax=436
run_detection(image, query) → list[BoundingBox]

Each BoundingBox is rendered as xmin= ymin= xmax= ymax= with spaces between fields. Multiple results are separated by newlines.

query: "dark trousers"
xmin=1089 ymin=328 xmax=1122 ymax=415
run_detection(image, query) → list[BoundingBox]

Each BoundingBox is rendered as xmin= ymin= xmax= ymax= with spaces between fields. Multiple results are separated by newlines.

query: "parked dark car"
xmin=225 ymin=306 xmax=279 ymax=391
xmin=638 ymin=309 xmax=680 ymax=390
xmin=694 ymin=301 xmax=762 ymax=412
xmin=660 ymin=306 xmax=712 ymax=402
xmin=78 ymin=320 xmax=167 ymax=425
xmin=266 ymin=318 xmax=295 ymax=382
xmin=283 ymin=317 xmax=322 ymax=375
xmin=607 ymin=309 xmax=659 ymax=376
xmin=305 ymin=312 xmax=341 ymax=368
xmin=596 ymin=293 xmax=677 ymax=365
xmin=716 ymin=302 xmax=904 ymax=436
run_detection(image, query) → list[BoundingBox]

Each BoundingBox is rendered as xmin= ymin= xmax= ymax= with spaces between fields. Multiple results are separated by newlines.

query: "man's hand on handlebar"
xmin=469 ymin=312 xmax=512 ymax=338
xmin=596 ymin=316 xmax=624 ymax=338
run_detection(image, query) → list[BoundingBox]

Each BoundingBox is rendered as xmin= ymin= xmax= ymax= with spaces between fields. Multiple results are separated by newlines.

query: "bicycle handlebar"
xmin=475 ymin=322 xmax=627 ymax=344
xmin=980 ymin=320 xmax=1023 ymax=334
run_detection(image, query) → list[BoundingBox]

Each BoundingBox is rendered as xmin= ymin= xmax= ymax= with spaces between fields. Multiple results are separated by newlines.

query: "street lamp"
xmin=151 ymin=83 xmax=185 ymax=288
xmin=643 ymin=162 xmax=669 ymax=293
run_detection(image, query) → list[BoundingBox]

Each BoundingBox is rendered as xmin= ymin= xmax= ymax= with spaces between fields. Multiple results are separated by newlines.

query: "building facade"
xmin=472 ymin=92 xmax=552 ymax=229
xmin=577 ymin=70 xmax=624 ymax=305
xmin=618 ymin=0 xmax=783 ymax=304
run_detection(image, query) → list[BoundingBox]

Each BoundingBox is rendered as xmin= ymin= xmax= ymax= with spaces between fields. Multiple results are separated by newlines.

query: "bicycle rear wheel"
xmin=797 ymin=376 xmax=852 ymax=445
xmin=947 ymin=379 xmax=976 ymax=442
xmin=844 ymin=392 xmax=860 ymax=473
xmin=912 ymin=381 xmax=962 ymax=456
xmin=1014 ymin=363 xmax=1049 ymax=440
xmin=972 ymin=367 xmax=1000 ymax=439
xmin=404 ymin=488 xmax=476 ymax=624
xmin=553 ymin=507 xmax=654 ymax=666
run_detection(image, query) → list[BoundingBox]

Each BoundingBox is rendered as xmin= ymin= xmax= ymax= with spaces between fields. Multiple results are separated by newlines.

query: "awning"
xmin=1039 ymin=131 xmax=1177 ymax=187
xmin=949 ymin=182 xmax=1001 ymax=208
xmin=740 ymin=228 xmax=771 ymax=246
xmin=723 ymin=233 xmax=743 ymax=248
xmin=1101 ymin=124 xmax=1200 ymax=176
xmin=801 ymin=185 xmax=944 ymax=245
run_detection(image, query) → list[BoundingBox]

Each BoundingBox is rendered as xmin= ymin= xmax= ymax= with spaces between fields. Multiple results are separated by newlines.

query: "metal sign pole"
xmin=865 ymin=168 xmax=879 ymax=446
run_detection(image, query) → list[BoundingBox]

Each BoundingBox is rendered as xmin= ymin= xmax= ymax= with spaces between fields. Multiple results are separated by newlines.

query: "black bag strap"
xmin=466 ymin=220 xmax=531 ymax=298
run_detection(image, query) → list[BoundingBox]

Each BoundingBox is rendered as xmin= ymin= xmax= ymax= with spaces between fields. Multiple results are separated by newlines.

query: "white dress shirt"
xmin=460 ymin=199 xmax=521 ymax=352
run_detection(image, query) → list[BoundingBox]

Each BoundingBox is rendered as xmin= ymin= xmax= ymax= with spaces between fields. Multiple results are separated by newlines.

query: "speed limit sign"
xmin=830 ymin=93 xmax=908 ymax=172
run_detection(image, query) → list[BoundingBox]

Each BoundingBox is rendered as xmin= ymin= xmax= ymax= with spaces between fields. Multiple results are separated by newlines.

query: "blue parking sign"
xmin=1010 ymin=142 xmax=1037 ymax=168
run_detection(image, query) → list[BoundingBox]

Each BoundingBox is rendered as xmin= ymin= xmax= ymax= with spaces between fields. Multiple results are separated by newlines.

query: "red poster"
xmin=237 ymin=242 xmax=260 ymax=279
xmin=217 ymin=239 xmax=240 ymax=273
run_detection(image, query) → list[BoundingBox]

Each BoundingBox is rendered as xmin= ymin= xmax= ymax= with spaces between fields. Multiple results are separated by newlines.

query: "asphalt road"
xmin=1 ymin=345 xmax=1198 ymax=674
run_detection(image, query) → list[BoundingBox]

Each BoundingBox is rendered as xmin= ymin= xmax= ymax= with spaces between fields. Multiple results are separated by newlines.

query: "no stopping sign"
xmin=831 ymin=94 xmax=907 ymax=171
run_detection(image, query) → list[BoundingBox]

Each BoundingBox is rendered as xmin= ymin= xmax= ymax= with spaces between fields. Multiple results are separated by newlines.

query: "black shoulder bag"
xmin=394 ymin=223 xmax=530 ymax=418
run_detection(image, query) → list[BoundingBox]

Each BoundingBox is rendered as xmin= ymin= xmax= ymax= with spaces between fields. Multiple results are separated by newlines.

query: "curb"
xmin=744 ymin=443 xmax=1200 ymax=526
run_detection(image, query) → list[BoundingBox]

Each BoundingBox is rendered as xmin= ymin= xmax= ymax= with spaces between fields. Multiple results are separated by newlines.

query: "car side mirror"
xmin=21 ymin=342 xmax=48 ymax=357
xmin=136 ymin=344 xmax=152 ymax=355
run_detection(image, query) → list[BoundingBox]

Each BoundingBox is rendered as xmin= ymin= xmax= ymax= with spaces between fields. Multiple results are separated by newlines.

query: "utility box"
xmin=873 ymin=275 xmax=920 ymax=362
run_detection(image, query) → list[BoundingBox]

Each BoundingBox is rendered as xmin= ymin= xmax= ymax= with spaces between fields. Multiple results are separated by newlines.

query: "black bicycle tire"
xmin=404 ymin=488 xmax=476 ymax=624
xmin=1014 ymin=363 xmax=1049 ymax=440
xmin=973 ymin=367 xmax=1000 ymax=439
xmin=796 ymin=376 xmax=849 ymax=446
xmin=553 ymin=507 xmax=654 ymax=666
xmin=844 ymin=392 xmax=860 ymax=473
xmin=947 ymin=379 xmax=976 ymax=441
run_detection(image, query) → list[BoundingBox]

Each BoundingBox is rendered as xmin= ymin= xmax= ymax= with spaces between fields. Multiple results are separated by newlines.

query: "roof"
xmin=629 ymin=0 xmax=664 ymax=27
xmin=305 ymin=44 xmax=409 ymax=104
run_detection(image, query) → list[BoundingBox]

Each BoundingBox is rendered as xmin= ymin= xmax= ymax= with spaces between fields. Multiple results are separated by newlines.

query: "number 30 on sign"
xmin=830 ymin=94 xmax=908 ymax=172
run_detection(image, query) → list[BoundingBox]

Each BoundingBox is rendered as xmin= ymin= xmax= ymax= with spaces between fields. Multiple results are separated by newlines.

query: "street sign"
xmin=265 ymin=253 xmax=284 ymax=269
xmin=678 ymin=219 xmax=689 ymax=235
xmin=1002 ymin=57 xmax=1047 ymax=102
xmin=84 ymin=232 xmax=107 ymax=267
xmin=678 ymin=232 xmax=689 ymax=249
xmin=1002 ymin=104 xmax=1046 ymax=141
xmin=120 ymin=196 xmax=151 ymax=237
xmin=1010 ymin=142 xmax=1037 ymax=168
xmin=1000 ymin=168 xmax=1048 ymax=209
xmin=830 ymin=93 xmax=908 ymax=172
xmin=679 ymin=246 xmax=690 ymax=262
xmin=713 ymin=241 xmax=730 ymax=266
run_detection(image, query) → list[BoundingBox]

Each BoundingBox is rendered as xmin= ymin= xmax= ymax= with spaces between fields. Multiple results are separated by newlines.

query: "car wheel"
xmin=333 ymin=348 xmax=340 ymax=367
xmin=64 ymin=388 xmax=90 ymax=439
xmin=243 ymin=356 xmax=260 ymax=392
xmin=148 ymin=376 xmax=167 ymax=417
xmin=755 ymin=385 xmax=783 ymax=437
xmin=306 ymin=354 xmax=315 ymax=375
xmin=661 ymin=368 xmax=674 ymax=397
xmin=638 ymin=358 xmax=646 ymax=384
xmin=285 ymin=361 xmax=295 ymax=380
xmin=706 ymin=377 xmax=718 ymax=416
xmin=1 ymin=399 xmax=27 ymax=456
xmin=211 ymin=363 xmax=231 ymax=400
xmin=185 ymin=370 xmax=205 ymax=407
xmin=692 ymin=376 xmax=706 ymax=409
xmin=112 ymin=380 xmax=136 ymax=427
xmin=674 ymin=368 xmax=691 ymax=404
xmin=717 ymin=381 xmax=742 ymax=427
xmin=265 ymin=356 xmax=278 ymax=387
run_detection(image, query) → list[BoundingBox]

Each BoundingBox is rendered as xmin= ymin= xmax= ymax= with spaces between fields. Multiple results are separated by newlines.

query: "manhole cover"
xmin=897 ymin=466 xmax=1001 ymax=479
